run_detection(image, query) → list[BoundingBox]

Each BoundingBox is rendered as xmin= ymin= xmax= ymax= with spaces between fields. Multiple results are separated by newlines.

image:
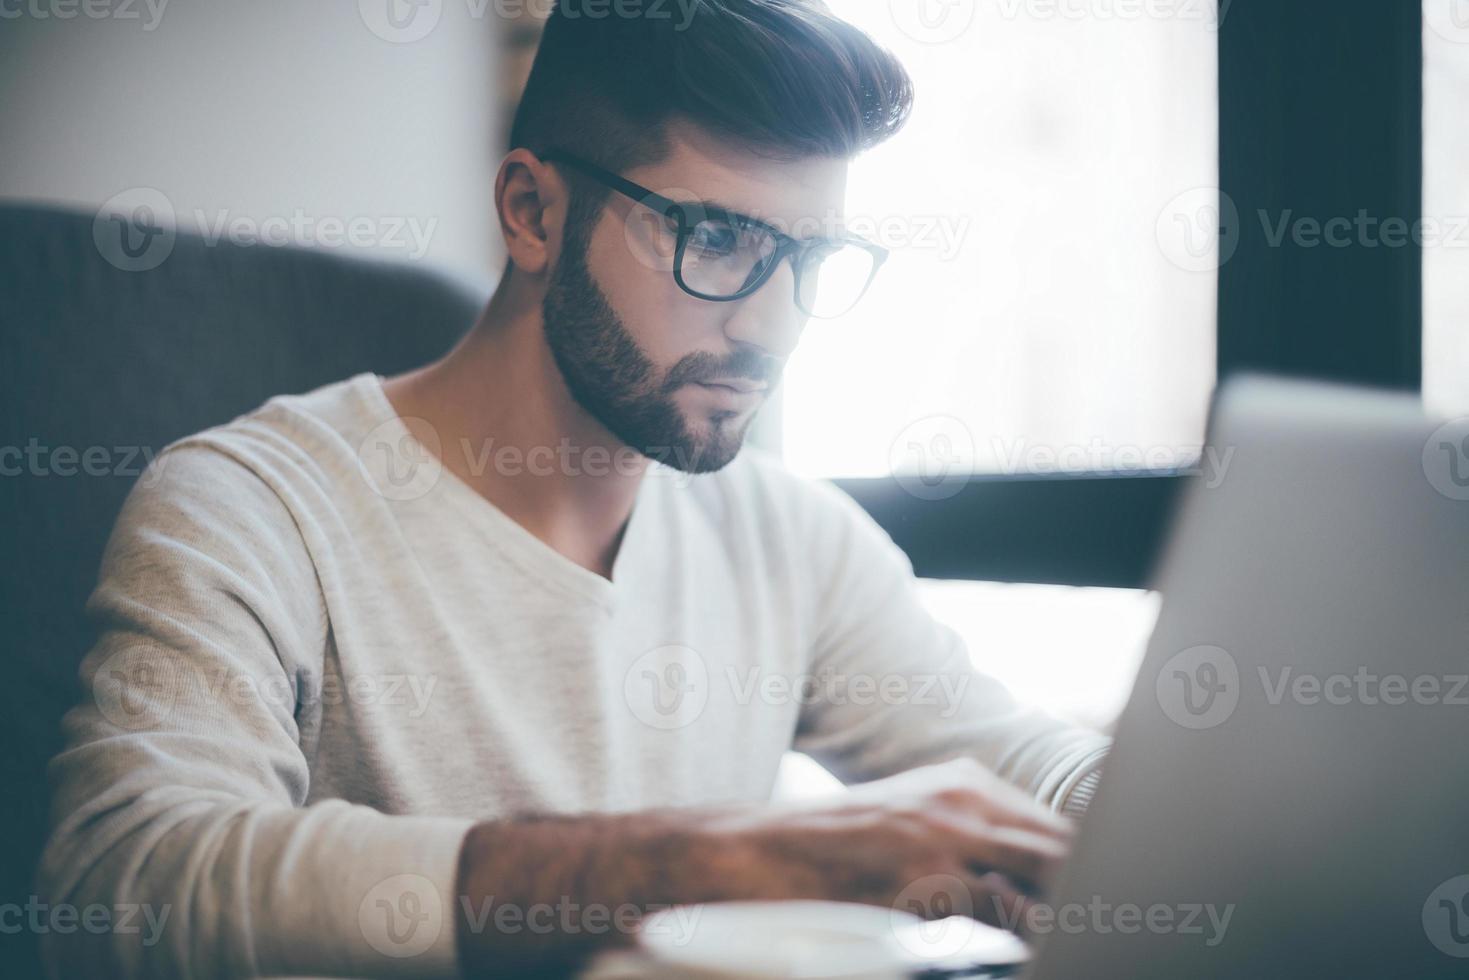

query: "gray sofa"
xmin=0 ymin=201 xmax=487 ymax=977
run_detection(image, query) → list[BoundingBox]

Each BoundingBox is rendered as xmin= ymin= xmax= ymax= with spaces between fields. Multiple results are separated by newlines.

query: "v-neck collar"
xmin=355 ymin=373 xmax=655 ymax=611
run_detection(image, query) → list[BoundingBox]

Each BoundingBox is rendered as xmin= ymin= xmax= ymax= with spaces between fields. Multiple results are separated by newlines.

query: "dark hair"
xmin=507 ymin=0 xmax=914 ymax=254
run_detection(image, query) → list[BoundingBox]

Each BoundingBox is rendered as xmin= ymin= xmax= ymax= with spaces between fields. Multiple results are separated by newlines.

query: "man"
xmin=40 ymin=2 xmax=1108 ymax=976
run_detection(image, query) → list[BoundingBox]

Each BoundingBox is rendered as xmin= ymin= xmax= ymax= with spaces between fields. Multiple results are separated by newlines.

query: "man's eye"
xmin=689 ymin=221 xmax=739 ymax=256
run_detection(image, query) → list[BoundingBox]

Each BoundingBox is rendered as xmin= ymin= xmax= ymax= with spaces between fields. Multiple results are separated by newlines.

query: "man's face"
xmin=542 ymin=122 xmax=849 ymax=474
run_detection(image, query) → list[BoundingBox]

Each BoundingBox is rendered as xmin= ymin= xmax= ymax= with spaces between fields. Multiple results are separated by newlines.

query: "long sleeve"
xmin=37 ymin=444 xmax=472 ymax=979
xmin=791 ymin=478 xmax=1109 ymax=813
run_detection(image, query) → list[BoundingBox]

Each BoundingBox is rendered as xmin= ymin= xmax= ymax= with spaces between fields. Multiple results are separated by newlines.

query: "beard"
xmin=542 ymin=221 xmax=781 ymax=475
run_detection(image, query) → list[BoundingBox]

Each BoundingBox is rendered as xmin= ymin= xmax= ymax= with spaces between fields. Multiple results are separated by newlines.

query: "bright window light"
xmin=783 ymin=1 xmax=1220 ymax=480
xmin=1423 ymin=4 xmax=1469 ymax=417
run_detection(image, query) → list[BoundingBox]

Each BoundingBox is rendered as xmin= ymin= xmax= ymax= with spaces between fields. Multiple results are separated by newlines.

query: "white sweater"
xmin=39 ymin=372 xmax=1108 ymax=978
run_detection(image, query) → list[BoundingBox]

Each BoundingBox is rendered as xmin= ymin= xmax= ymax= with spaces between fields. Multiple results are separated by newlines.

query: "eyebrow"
xmin=545 ymin=150 xmax=849 ymax=243
xmin=682 ymin=197 xmax=848 ymax=243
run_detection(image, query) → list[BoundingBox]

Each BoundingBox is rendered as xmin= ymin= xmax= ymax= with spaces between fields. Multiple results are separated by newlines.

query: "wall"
xmin=0 ymin=0 xmax=507 ymax=285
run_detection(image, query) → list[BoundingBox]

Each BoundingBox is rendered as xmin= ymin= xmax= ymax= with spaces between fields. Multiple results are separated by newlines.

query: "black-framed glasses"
xmin=541 ymin=149 xmax=888 ymax=320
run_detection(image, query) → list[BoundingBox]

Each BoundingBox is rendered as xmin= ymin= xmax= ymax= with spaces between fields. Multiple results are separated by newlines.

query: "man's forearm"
xmin=453 ymin=808 xmax=762 ymax=976
xmin=453 ymin=758 xmax=1078 ymax=977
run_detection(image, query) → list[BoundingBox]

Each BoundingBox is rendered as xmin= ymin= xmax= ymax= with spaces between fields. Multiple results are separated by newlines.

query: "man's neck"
xmin=381 ymin=281 xmax=648 ymax=580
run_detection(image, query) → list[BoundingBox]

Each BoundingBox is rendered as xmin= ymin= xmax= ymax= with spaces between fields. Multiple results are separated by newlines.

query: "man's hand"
xmin=455 ymin=758 xmax=1071 ymax=976
xmin=714 ymin=757 xmax=1070 ymax=923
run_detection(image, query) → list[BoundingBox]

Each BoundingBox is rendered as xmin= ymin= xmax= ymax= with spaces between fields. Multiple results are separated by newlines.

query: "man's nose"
xmin=720 ymin=254 xmax=808 ymax=361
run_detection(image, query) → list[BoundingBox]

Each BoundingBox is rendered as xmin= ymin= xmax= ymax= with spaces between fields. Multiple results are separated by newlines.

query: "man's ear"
xmin=495 ymin=149 xmax=565 ymax=279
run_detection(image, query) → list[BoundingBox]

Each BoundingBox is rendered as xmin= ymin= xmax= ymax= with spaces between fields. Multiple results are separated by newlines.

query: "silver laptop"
xmin=1028 ymin=376 xmax=1469 ymax=979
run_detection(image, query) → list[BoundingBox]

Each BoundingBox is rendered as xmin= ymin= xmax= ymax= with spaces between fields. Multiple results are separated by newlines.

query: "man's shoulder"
xmin=155 ymin=373 xmax=381 ymax=488
xmin=125 ymin=373 xmax=385 ymax=535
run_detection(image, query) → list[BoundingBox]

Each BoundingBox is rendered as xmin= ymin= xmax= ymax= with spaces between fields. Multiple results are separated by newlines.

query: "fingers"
xmin=934 ymin=818 xmax=1068 ymax=892
xmin=920 ymin=759 xmax=1073 ymax=841
xmin=895 ymin=869 xmax=1034 ymax=933
xmin=972 ymin=829 xmax=1066 ymax=892
xmin=964 ymin=870 xmax=1035 ymax=931
xmin=974 ymin=788 xmax=1073 ymax=842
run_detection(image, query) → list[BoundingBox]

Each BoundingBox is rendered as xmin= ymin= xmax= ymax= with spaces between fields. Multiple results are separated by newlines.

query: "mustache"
xmin=662 ymin=348 xmax=784 ymax=393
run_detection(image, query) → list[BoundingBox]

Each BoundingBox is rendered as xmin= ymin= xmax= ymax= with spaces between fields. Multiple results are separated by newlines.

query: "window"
xmin=1423 ymin=3 xmax=1469 ymax=417
xmin=769 ymin=4 xmax=1220 ymax=736
xmin=784 ymin=1 xmax=1220 ymax=481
